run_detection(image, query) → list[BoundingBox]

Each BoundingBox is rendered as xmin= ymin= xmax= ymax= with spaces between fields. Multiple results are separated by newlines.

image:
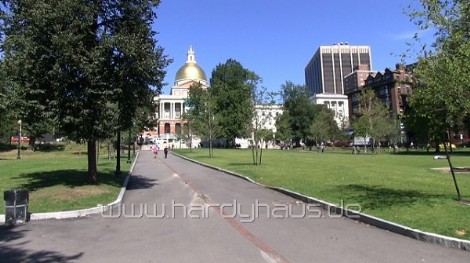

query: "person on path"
xmin=151 ymin=143 xmax=158 ymax=159
xmin=164 ymin=146 xmax=168 ymax=159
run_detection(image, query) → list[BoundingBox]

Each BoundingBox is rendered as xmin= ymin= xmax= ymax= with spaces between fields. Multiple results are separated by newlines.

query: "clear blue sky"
xmin=153 ymin=0 xmax=432 ymax=94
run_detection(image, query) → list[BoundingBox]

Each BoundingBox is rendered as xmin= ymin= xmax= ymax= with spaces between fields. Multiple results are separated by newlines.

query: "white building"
xmin=253 ymin=104 xmax=283 ymax=133
xmin=215 ymin=105 xmax=284 ymax=149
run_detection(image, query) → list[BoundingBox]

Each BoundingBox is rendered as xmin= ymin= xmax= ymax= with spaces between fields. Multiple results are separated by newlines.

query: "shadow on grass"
xmin=226 ymin=162 xmax=254 ymax=166
xmin=0 ymin=143 xmax=16 ymax=152
xmin=14 ymin=170 xmax=123 ymax=191
xmin=0 ymin=225 xmax=83 ymax=262
xmin=34 ymin=144 xmax=66 ymax=152
xmin=396 ymin=150 xmax=470 ymax=156
xmin=337 ymin=184 xmax=445 ymax=210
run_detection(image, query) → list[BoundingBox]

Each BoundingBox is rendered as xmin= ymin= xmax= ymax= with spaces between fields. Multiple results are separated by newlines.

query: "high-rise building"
xmin=305 ymin=43 xmax=372 ymax=95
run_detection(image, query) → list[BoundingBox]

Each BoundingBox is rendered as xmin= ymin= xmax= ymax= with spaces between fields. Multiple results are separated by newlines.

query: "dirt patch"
xmin=52 ymin=186 xmax=110 ymax=201
xmin=32 ymin=186 xmax=110 ymax=201
xmin=453 ymin=167 xmax=470 ymax=172
xmin=455 ymin=229 xmax=467 ymax=237
xmin=431 ymin=167 xmax=470 ymax=174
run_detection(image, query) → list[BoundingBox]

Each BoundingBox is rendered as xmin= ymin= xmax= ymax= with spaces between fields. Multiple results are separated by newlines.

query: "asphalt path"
xmin=0 ymin=150 xmax=469 ymax=262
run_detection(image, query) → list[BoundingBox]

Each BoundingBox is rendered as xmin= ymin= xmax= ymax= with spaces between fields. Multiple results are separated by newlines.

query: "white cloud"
xmin=387 ymin=31 xmax=418 ymax=41
xmin=387 ymin=29 xmax=434 ymax=41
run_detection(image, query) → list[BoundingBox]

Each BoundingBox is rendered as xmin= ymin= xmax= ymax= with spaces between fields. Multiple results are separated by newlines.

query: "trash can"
xmin=4 ymin=189 xmax=29 ymax=225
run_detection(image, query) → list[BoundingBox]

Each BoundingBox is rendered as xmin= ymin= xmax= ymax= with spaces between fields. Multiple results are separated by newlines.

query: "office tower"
xmin=305 ymin=43 xmax=372 ymax=95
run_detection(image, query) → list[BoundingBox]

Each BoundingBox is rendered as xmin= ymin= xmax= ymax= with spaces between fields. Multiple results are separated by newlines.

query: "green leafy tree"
xmin=275 ymin=110 xmax=292 ymax=147
xmin=280 ymin=81 xmax=315 ymax=146
xmin=210 ymin=59 xmax=256 ymax=147
xmin=0 ymin=0 xmax=170 ymax=183
xmin=308 ymin=105 xmax=341 ymax=149
xmin=0 ymin=62 xmax=19 ymax=143
xmin=353 ymin=88 xmax=396 ymax=153
xmin=184 ymin=83 xmax=220 ymax=157
xmin=184 ymin=85 xmax=205 ymax=136
xmin=406 ymin=0 xmax=470 ymax=149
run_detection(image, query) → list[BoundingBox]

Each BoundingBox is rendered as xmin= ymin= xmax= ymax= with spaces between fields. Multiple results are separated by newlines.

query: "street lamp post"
xmin=17 ymin=120 xmax=22 ymax=160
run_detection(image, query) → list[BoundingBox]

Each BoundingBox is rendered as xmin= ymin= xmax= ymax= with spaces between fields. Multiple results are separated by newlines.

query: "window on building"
xmin=164 ymin=123 xmax=170 ymax=134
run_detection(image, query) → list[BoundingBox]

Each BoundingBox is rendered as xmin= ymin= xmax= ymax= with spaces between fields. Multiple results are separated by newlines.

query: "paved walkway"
xmin=0 ymin=150 xmax=469 ymax=262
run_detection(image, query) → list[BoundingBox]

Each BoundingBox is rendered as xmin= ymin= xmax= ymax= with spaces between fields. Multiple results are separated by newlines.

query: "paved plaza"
xmin=0 ymin=150 xmax=469 ymax=262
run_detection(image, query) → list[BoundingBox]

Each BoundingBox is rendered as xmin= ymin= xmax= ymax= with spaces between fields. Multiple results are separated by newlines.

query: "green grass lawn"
xmin=176 ymin=147 xmax=470 ymax=240
xmin=0 ymin=142 xmax=131 ymax=213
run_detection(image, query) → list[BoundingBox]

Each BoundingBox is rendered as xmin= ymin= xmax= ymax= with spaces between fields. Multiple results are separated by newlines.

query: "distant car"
xmin=11 ymin=136 xmax=30 ymax=143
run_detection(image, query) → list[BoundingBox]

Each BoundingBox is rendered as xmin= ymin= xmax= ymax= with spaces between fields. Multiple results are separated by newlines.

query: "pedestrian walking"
xmin=151 ymin=143 xmax=158 ymax=159
xmin=164 ymin=146 xmax=168 ymax=159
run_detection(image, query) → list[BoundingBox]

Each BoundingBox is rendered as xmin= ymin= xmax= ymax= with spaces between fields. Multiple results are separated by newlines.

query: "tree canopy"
xmin=0 ymin=0 xmax=171 ymax=182
xmin=209 ymin=59 xmax=257 ymax=147
xmin=353 ymin=88 xmax=398 ymax=152
xmin=406 ymin=0 xmax=470 ymax=146
xmin=280 ymin=81 xmax=315 ymax=146
xmin=308 ymin=105 xmax=341 ymax=146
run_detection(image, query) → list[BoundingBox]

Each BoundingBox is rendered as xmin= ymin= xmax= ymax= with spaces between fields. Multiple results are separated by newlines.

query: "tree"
xmin=308 ymin=105 xmax=341 ymax=149
xmin=404 ymin=0 xmax=469 ymax=200
xmin=210 ymin=59 xmax=256 ymax=147
xmin=406 ymin=0 xmax=470 ymax=149
xmin=280 ymin=81 xmax=315 ymax=146
xmin=275 ymin=110 xmax=292 ymax=147
xmin=353 ymin=88 xmax=396 ymax=153
xmin=251 ymin=85 xmax=275 ymax=165
xmin=0 ymin=0 xmax=171 ymax=183
xmin=0 ymin=62 xmax=20 ymax=143
xmin=184 ymin=83 xmax=220 ymax=157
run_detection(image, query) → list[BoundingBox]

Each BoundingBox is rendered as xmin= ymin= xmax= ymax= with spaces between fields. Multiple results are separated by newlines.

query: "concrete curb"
xmin=0 ymin=151 xmax=138 ymax=223
xmin=172 ymin=152 xmax=470 ymax=252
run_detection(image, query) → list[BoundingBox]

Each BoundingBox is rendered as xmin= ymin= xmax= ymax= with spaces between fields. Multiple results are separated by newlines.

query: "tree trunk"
xmin=251 ymin=144 xmax=256 ymax=165
xmin=107 ymin=140 xmax=111 ymax=160
xmin=87 ymin=139 xmax=98 ymax=184
xmin=259 ymin=146 xmax=263 ymax=165
xmin=116 ymin=130 xmax=121 ymax=175
xmin=29 ymin=136 xmax=36 ymax=151
xmin=255 ymin=143 xmax=259 ymax=165
xmin=96 ymin=139 xmax=100 ymax=165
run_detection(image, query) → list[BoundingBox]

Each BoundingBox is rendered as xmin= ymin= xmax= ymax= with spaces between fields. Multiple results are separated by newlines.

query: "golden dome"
xmin=175 ymin=62 xmax=207 ymax=82
xmin=174 ymin=46 xmax=207 ymax=82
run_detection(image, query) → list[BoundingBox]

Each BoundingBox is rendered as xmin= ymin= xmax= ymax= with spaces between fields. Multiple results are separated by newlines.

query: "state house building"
xmin=154 ymin=46 xmax=209 ymax=140
xmin=153 ymin=46 xmax=283 ymax=148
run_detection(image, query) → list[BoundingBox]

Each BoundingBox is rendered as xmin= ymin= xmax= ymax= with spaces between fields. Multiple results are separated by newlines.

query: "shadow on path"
xmin=0 ymin=225 xmax=83 ymax=262
xmin=126 ymin=174 xmax=158 ymax=190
